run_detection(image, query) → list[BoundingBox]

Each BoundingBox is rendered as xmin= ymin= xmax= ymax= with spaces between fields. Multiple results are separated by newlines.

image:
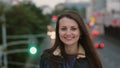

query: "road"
xmin=95 ymin=35 xmax=120 ymax=68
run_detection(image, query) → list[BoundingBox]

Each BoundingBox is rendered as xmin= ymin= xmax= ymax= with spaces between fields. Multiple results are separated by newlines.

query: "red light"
xmin=100 ymin=43 xmax=104 ymax=48
xmin=52 ymin=15 xmax=57 ymax=20
xmin=94 ymin=43 xmax=99 ymax=48
xmin=91 ymin=29 xmax=99 ymax=36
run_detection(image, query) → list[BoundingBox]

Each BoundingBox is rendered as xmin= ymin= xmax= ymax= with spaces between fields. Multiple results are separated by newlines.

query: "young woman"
xmin=40 ymin=10 xmax=102 ymax=68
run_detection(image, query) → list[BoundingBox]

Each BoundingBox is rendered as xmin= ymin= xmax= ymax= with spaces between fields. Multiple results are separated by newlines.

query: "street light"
xmin=29 ymin=46 xmax=38 ymax=55
xmin=0 ymin=46 xmax=3 ymax=67
xmin=1 ymin=8 xmax=8 ymax=68
xmin=28 ymin=36 xmax=38 ymax=56
xmin=0 ymin=1 xmax=13 ymax=68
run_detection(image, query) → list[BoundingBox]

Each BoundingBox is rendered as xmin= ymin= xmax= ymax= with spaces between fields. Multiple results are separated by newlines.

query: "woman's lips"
xmin=64 ymin=37 xmax=73 ymax=40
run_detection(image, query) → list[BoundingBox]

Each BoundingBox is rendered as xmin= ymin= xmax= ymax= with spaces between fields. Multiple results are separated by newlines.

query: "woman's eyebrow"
xmin=59 ymin=26 xmax=66 ymax=27
xmin=71 ymin=26 xmax=78 ymax=28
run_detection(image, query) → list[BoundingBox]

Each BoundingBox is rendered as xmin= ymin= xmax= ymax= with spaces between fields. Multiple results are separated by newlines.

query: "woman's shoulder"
xmin=40 ymin=49 xmax=52 ymax=59
xmin=40 ymin=49 xmax=54 ymax=68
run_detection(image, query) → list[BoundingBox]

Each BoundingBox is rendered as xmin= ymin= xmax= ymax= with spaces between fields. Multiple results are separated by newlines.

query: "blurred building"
xmin=107 ymin=0 xmax=120 ymax=12
xmin=65 ymin=0 xmax=90 ymax=9
xmin=86 ymin=0 xmax=106 ymax=20
xmin=92 ymin=0 xmax=106 ymax=12
xmin=55 ymin=3 xmax=65 ymax=10
xmin=0 ymin=0 xmax=13 ymax=5
xmin=87 ymin=0 xmax=120 ymax=24
xmin=107 ymin=0 xmax=120 ymax=18
xmin=105 ymin=0 xmax=120 ymax=26
xmin=41 ymin=5 xmax=53 ymax=15
xmin=0 ymin=0 xmax=31 ymax=5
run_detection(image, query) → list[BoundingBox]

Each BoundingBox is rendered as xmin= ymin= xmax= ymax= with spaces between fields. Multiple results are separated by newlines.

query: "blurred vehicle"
xmin=90 ymin=28 xmax=105 ymax=49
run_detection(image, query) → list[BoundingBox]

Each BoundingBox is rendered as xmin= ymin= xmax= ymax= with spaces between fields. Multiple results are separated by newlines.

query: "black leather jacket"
xmin=40 ymin=46 xmax=89 ymax=68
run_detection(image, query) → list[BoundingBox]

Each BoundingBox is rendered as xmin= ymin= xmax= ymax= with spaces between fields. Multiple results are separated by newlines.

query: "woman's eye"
xmin=61 ymin=28 xmax=66 ymax=31
xmin=71 ymin=28 xmax=77 ymax=31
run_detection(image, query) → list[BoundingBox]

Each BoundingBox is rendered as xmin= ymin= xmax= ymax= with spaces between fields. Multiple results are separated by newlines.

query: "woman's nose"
xmin=65 ymin=29 xmax=71 ymax=35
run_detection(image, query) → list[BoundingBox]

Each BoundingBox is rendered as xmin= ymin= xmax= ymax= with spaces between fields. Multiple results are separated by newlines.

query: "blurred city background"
xmin=0 ymin=0 xmax=120 ymax=68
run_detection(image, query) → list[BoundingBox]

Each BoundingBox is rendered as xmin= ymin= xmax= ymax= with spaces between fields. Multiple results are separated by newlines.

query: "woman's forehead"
xmin=59 ymin=17 xmax=79 ymax=27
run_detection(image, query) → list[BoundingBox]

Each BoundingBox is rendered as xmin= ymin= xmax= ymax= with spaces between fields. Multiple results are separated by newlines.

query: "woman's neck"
xmin=65 ymin=44 xmax=78 ymax=55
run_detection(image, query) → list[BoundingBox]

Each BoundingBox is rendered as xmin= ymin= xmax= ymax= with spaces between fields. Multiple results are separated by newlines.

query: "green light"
xmin=29 ymin=46 xmax=37 ymax=55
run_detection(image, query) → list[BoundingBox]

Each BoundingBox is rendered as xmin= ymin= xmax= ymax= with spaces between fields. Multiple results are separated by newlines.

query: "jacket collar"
xmin=53 ymin=45 xmax=86 ymax=59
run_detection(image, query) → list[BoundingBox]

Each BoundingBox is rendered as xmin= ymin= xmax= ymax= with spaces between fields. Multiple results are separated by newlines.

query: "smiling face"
xmin=59 ymin=17 xmax=80 ymax=46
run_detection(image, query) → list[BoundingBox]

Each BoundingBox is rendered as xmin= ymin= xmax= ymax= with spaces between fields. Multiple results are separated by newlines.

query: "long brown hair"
xmin=49 ymin=10 xmax=102 ymax=68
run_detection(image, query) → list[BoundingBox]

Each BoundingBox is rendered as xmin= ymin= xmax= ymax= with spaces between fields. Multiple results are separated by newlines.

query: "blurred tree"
xmin=5 ymin=3 xmax=50 ymax=35
xmin=0 ymin=2 xmax=51 ymax=68
xmin=0 ymin=2 xmax=4 ymax=16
